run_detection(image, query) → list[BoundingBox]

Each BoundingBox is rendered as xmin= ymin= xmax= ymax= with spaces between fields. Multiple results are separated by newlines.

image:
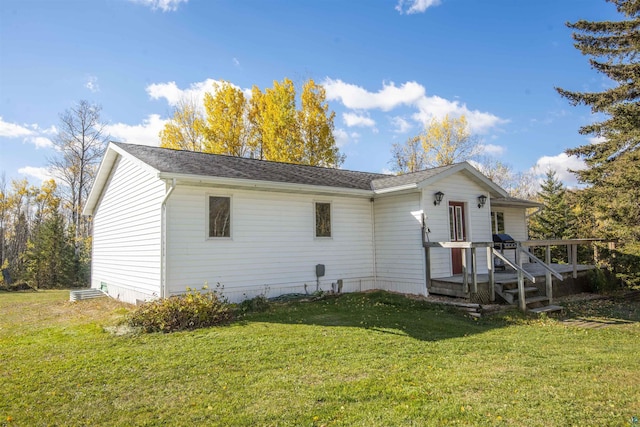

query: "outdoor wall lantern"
xmin=477 ymin=194 xmax=487 ymax=208
xmin=433 ymin=191 xmax=445 ymax=206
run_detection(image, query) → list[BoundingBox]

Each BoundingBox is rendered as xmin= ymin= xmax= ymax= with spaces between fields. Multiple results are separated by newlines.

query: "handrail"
xmin=521 ymin=249 xmax=563 ymax=281
xmin=492 ymin=248 xmax=536 ymax=282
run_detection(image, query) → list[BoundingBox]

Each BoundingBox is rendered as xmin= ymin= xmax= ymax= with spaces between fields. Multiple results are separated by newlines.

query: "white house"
xmin=83 ymin=142 xmax=537 ymax=304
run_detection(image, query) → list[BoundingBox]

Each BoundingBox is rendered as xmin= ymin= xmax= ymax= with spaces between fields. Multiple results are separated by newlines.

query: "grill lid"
xmin=493 ymin=233 xmax=515 ymax=243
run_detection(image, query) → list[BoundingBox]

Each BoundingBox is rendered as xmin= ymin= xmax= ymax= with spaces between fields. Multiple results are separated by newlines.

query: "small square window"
xmin=209 ymin=196 xmax=231 ymax=238
xmin=315 ymin=202 xmax=331 ymax=237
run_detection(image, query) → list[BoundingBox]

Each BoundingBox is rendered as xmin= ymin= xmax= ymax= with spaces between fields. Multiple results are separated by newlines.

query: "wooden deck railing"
xmin=424 ymin=238 xmax=606 ymax=311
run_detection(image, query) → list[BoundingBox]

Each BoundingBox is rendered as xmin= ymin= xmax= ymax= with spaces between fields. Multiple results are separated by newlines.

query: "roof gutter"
xmin=160 ymin=178 xmax=177 ymax=299
xmin=373 ymin=183 xmax=418 ymax=194
xmin=157 ymin=172 xmax=374 ymax=197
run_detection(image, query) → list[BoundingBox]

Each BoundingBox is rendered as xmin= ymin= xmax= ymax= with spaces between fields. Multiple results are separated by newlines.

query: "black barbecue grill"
xmin=492 ymin=233 xmax=517 ymax=250
xmin=492 ymin=234 xmax=517 ymax=270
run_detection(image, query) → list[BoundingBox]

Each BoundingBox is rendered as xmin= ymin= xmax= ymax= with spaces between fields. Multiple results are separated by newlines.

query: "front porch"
xmin=424 ymin=239 xmax=605 ymax=312
xmin=429 ymin=262 xmax=594 ymax=303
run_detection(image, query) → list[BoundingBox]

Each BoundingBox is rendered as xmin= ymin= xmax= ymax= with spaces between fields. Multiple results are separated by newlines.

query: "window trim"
xmin=314 ymin=201 xmax=332 ymax=239
xmin=207 ymin=194 xmax=233 ymax=240
xmin=491 ymin=211 xmax=505 ymax=235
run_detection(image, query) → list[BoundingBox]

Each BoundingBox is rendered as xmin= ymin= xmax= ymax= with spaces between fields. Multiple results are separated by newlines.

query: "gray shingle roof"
xmin=114 ymin=143 xmax=477 ymax=192
xmin=370 ymin=164 xmax=458 ymax=190
xmin=114 ymin=142 xmax=389 ymax=191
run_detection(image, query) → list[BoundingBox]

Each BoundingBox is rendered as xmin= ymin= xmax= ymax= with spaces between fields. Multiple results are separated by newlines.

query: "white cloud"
xmin=129 ymin=0 xmax=188 ymax=12
xmin=18 ymin=166 xmax=54 ymax=182
xmin=323 ymin=79 xmax=425 ymax=111
xmin=343 ymin=112 xmax=376 ymax=128
xmin=0 ymin=117 xmax=55 ymax=148
xmin=478 ymin=144 xmax=505 ymax=156
xmin=29 ymin=136 xmax=54 ymax=149
xmin=531 ymin=153 xmax=586 ymax=188
xmin=105 ymin=114 xmax=167 ymax=146
xmin=333 ymin=128 xmax=350 ymax=148
xmin=323 ymin=78 xmax=505 ymax=134
xmin=0 ymin=117 xmax=34 ymax=137
xmin=390 ymin=116 xmax=412 ymax=133
xmin=85 ymin=75 xmax=100 ymax=93
xmin=146 ymin=78 xmax=241 ymax=107
xmin=396 ymin=0 xmax=441 ymax=14
xmin=588 ymin=136 xmax=606 ymax=145
xmin=412 ymin=95 xmax=505 ymax=134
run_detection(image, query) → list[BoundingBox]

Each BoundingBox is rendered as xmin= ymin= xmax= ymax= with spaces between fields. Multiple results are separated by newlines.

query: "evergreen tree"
xmin=529 ymin=170 xmax=576 ymax=263
xmin=24 ymin=180 xmax=75 ymax=288
xmin=556 ymin=0 xmax=640 ymax=285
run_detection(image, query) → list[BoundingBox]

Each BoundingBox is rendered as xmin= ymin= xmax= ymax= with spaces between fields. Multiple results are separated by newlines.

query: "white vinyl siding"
xmin=373 ymin=192 xmax=426 ymax=295
xmin=423 ymin=172 xmax=492 ymax=278
xmin=166 ymin=186 xmax=375 ymax=302
xmin=90 ymin=155 xmax=166 ymax=302
xmin=493 ymin=206 xmax=528 ymax=264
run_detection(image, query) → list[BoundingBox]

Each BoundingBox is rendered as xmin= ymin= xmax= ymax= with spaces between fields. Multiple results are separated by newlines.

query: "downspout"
xmin=370 ymin=197 xmax=377 ymax=289
xmin=160 ymin=178 xmax=177 ymax=298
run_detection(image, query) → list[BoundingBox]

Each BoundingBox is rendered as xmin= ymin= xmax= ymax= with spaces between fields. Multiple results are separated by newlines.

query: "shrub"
xmin=587 ymin=267 xmax=620 ymax=293
xmin=127 ymin=288 xmax=233 ymax=333
xmin=238 ymin=294 xmax=271 ymax=314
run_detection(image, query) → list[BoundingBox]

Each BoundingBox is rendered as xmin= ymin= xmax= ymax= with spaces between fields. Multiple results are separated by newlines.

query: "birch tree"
xmin=298 ymin=79 xmax=343 ymax=167
xmin=203 ymin=81 xmax=252 ymax=157
xmin=49 ymin=100 xmax=108 ymax=240
xmin=160 ymin=97 xmax=207 ymax=152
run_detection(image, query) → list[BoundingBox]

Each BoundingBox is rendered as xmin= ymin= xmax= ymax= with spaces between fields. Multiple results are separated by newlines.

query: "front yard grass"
xmin=1 ymin=290 xmax=638 ymax=426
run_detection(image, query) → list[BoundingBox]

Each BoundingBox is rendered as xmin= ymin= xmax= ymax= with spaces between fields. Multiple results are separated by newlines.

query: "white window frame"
xmin=491 ymin=211 xmax=505 ymax=235
xmin=207 ymin=194 xmax=233 ymax=240
xmin=314 ymin=201 xmax=332 ymax=239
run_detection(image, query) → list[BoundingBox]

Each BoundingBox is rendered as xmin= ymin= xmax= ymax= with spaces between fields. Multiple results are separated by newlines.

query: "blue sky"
xmin=0 ymin=0 xmax=616 ymax=188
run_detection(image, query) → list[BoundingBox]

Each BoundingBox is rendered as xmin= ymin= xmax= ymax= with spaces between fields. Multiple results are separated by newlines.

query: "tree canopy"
xmin=390 ymin=114 xmax=480 ymax=174
xmin=528 ymin=170 xmax=577 ymax=262
xmin=159 ymin=78 xmax=343 ymax=168
xmin=556 ymin=0 xmax=640 ymax=285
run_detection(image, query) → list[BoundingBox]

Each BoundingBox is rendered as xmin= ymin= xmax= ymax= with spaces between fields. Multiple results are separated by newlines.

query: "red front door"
xmin=449 ymin=202 xmax=466 ymax=275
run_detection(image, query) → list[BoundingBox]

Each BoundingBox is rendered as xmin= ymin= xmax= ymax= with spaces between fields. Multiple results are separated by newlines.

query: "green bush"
xmin=127 ymin=288 xmax=233 ymax=333
xmin=238 ymin=294 xmax=271 ymax=314
xmin=587 ymin=267 xmax=620 ymax=293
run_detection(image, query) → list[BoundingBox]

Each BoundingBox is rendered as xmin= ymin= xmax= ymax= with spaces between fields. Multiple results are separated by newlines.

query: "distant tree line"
xmin=0 ymin=101 xmax=107 ymax=289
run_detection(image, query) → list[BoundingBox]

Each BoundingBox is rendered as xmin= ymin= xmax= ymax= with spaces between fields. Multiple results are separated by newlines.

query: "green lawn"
xmin=1 ymin=290 xmax=639 ymax=426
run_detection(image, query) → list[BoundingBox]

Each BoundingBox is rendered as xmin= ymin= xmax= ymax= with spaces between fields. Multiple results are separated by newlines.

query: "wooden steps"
xmin=524 ymin=295 xmax=550 ymax=306
xmin=528 ymin=305 xmax=563 ymax=315
xmin=494 ymin=281 xmax=563 ymax=316
xmin=69 ymin=289 xmax=107 ymax=302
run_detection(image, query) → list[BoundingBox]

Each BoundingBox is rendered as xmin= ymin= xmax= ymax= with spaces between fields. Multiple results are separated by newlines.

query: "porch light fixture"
xmin=477 ymin=194 xmax=487 ymax=208
xmin=433 ymin=191 xmax=445 ymax=206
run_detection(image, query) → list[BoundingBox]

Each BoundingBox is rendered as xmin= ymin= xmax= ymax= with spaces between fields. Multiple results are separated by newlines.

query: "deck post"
xmin=487 ymin=246 xmax=495 ymax=302
xmin=571 ymin=244 xmax=578 ymax=279
xmin=471 ymin=247 xmax=478 ymax=294
xmin=545 ymin=245 xmax=552 ymax=304
xmin=462 ymin=248 xmax=468 ymax=293
xmin=517 ymin=243 xmax=526 ymax=311
xmin=424 ymin=246 xmax=431 ymax=291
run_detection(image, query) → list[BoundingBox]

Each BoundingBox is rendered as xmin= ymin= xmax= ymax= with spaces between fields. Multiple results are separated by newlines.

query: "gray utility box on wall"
xmin=316 ymin=264 xmax=325 ymax=277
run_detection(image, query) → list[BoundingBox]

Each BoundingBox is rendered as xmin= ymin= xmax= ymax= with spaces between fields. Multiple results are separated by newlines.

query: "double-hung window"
xmin=315 ymin=202 xmax=331 ymax=238
xmin=491 ymin=211 xmax=505 ymax=235
xmin=209 ymin=196 xmax=231 ymax=238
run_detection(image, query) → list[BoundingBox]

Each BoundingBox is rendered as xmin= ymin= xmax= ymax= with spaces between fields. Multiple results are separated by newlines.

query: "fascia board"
xmin=157 ymin=172 xmax=374 ymax=198
xmin=416 ymin=162 xmax=509 ymax=197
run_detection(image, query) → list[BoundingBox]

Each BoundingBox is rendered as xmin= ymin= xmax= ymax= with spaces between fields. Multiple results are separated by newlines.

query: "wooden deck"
xmin=429 ymin=263 xmax=595 ymax=302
